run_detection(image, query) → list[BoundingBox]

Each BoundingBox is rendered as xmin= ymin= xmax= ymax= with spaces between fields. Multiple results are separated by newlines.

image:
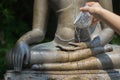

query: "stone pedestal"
xmin=4 ymin=69 xmax=120 ymax=80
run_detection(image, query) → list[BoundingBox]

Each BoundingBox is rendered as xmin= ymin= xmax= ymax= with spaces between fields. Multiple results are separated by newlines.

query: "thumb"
xmin=80 ymin=7 xmax=91 ymax=12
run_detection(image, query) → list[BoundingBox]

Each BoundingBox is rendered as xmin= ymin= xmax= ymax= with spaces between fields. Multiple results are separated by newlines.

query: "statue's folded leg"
xmin=30 ymin=45 xmax=112 ymax=64
xmin=31 ymin=44 xmax=120 ymax=70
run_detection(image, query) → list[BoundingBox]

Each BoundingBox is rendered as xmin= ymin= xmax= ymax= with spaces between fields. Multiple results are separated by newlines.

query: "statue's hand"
xmin=62 ymin=36 xmax=102 ymax=51
xmin=6 ymin=42 xmax=30 ymax=72
xmin=57 ymin=36 xmax=106 ymax=51
xmin=56 ymin=42 xmax=88 ymax=51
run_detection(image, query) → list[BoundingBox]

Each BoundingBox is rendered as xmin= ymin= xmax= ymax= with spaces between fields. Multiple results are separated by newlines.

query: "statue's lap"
xmin=5 ymin=45 xmax=120 ymax=80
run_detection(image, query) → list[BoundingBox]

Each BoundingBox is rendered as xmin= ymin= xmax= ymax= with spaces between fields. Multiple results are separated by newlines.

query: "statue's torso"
xmin=50 ymin=0 xmax=101 ymax=45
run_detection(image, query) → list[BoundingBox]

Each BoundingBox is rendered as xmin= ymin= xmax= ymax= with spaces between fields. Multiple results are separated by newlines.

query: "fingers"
xmin=86 ymin=2 xmax=98 ymax=6
xmin=91 ymin=46 xmax=113 ymax=55
xmin=12 ymin=47 xmax=16 ymax=70
xmin=15 ymin=42 xmax=25 ymax=72
xmin=56 ymin=42 xmax=88 ymax=51
xmin=80 ymin=2 xmax=102 ymax=14
xmin=68 ymin=42 xmax=82 ymax=47
xmin=80 ymin=7 xmax=90 ymax=12
xmin=90 ymin=18 xmax=100 ymax=27
xmin=56 ymin=45 xmax=82 ymax=51
xmin=32 ymin=64 xmax=39 ymax=70
xmin=16 ymin=47 xmax=21 ymax=72
xmin=80 ymin=2 xmax=96 ymax=11
xmin=7 ymin=42 xmax=29 ymax=72
xmin=13 ymin=44 xmax=20 ymax=72
xmin=92 ymin=18 xmax=100 ymax=23
xmin=23 ymin=43 xmax=30 ymax=65
xmin=104 ymin=45 xmax=113 ymax=52
xmin=19 ymin=46 xmax=24 ymax=72
xmin=12 ymin=42 xmax=29 ymax=72
xmin=80 ymin=6 xmax=95 ymax=14
xmin=68 ymin=42 xmax=88 ymax=49
xmin=17 ymin=44 xmax=24 ymax=72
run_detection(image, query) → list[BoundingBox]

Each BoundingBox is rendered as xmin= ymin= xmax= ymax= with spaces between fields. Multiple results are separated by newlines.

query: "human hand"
xmin=80 ymin=2 xmax=103 ymax=19
xmin=6 ymin=41 xmax=30 ymax=72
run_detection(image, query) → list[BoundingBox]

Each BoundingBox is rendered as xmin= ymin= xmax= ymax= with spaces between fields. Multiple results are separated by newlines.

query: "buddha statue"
xmin=7 ymin=0 xmax=120 ymax=73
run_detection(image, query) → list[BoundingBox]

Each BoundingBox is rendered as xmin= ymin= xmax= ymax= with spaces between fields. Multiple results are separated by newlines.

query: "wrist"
xmin=95 ymin=8 xmax=105 ymax=17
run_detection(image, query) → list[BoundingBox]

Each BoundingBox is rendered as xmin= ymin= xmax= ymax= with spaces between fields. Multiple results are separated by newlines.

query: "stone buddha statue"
xmin=7 ymin=0 xmax=120 ymax=74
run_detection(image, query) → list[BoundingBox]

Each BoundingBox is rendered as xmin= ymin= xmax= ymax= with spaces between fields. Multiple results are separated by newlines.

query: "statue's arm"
xmin=17 ymin=0 xmax=48 ymax=44
xmin=96 ymin=0 xmax=114 ymax=45
xmin=7 ymin=0 xmax=49 ymax=72
xmin=68 ymin=0 xmax=114 ymax=48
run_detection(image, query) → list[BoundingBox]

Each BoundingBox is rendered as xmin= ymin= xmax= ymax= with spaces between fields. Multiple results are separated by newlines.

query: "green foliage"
xmin=111 ymin=34 xmax=120 ymax=45
xmin=0 ymin=0 xmax=32 ymax=78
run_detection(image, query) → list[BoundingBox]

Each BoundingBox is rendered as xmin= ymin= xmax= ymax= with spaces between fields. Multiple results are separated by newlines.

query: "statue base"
xmin=4 ymin=69 xmax=120 ymax=80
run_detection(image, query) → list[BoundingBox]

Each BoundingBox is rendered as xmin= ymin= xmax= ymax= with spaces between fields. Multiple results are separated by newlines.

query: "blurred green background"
xmin=0 ymin=0 xmax=120 ymax=78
